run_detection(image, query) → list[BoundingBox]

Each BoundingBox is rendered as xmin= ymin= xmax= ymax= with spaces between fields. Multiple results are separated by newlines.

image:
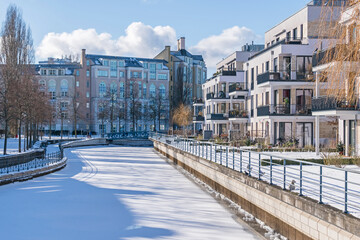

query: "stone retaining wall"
xmin=152 ymin=140 xmax=360 ymax=240
xmin=61 ymin=138 xmax=108 ymax=149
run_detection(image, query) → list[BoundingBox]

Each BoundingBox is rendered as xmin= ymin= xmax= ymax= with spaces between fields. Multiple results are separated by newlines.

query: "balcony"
xmin=229 ymin=83 xmax=247 ymax=93
xmin=193 ymin=115 xmax=205 ymax=122
xmin=228 ymin=110 xmax=249 ymax=119
xmin=312 ymin=97 xmax=360 ymax=114
xmin=257 ymin=104 xmax=312 ymax=117
xmin=206 ymin=113 xmax=228 ymax=121
xmin=193 ymin=98 xmax=204 ymax=105
xmin=206 ymin=91 xmax=229 ymax=100
xmin=257 ymin=70 xmax=314 ymax=85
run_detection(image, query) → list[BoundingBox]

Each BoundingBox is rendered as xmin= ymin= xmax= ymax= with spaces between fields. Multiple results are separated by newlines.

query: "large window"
xmin=110 ymin=60 xmax=117 ymax=77
xmin=150 ymin=64 xmax=156 ymax=80
xmin=98 ymin=70 xmax=108 ymax=77
xmin=120 ymin=82 xmax=124 ymax=98
xmin=48 ymin=80 xmax=56 ymax=100
xmin=150 ymin=84 xmax=156 ymax=97
xmin=119 ymin=71 xmax=124 ymax=78
xmin=296 ymin=56 xmax=312 ymax=79
xmin=99 ymin=82 xmax=106 ymax=97
xmin=158 ymin=73 xmax=168 ymax=80
xmin=138 ymin=82 xmax=142 ymax=98
xmin=159 ymin=84 xmax=166 ymax=98
xmin=60 ymin=80 xmax=68 ymax=97
xmin=143 ymin=84 xmax=147 ymax=98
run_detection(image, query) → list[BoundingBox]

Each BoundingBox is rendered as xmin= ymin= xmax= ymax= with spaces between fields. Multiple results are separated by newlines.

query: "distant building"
xmin=155 ymin=37 xmax=207 ymax=110
xmin=79 ymin=50 xmax=170 ymax=135
xmin=36 ymin=58 xmax=81 ymax=135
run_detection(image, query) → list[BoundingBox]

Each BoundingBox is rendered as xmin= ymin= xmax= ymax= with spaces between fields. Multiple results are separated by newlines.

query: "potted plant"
xmin=337 ymin=142 xmax=344 ymax=155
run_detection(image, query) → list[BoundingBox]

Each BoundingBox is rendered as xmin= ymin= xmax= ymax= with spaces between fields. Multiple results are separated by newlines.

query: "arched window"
xmin=60 ymin=79 xmax=68 ymax=97
xmin=120 ymin=82 xmax=124 ymax=98
xmin=150 ymin=84 xmax=156 ymax=97
xmin=39 ymin=80 xmax=46 ymax=91
xmin=110 ymin=82 xmax=117 ymax=94
xmin=99 ymin=82 xmax=106 ymax=97
xmin=159 ymin=84 xmax=166 ymax=98
xmin=48 ymin=80 xmax=56 ymax=99
xmin=143 ymin=84 xmax=147 ymax=98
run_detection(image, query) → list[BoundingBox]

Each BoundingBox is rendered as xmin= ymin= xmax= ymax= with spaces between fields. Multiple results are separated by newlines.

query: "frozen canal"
xmin=0 ymin=146 xmax=260 ymax=240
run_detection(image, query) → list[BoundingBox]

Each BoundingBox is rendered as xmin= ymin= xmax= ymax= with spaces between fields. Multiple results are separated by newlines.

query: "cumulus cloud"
xmin=36 ymin=22 xmax=177 ymax=59
xmin=190 ymin=26 xmax=263 ymax=73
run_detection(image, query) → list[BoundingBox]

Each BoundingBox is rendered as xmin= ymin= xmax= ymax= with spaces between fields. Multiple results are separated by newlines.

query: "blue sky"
xmin=0 ymin=0 xmax=310 ymax=72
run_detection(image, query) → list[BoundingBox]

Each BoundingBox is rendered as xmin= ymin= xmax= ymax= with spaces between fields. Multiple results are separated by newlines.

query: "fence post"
xmin=226 ymin=147 xmax=228 ymax=167
xmin=240 ymin=150 xmax=243 ymax=172
xmin=319 ymin=166 xmax=323 ymax=204
xmin=283 ymin=159 xmax=286 ymax=190
xmin=232 ymin=148 xmax=235 ymax=170
xmin=210 ymin=143 xmax=213 ymax=161
xmin=258 ymin=153 xmax=261 ymax=180
xmin=206 ymin=144 xmax=208 ymax=160
xmin=345 ymin=171 xmax=348 ymax=213
xmin=220 ymin=146 xmax=223 ymax=165
xmin=202 ymin=143 xmax=204 ymax=158
xmin=270 ymin=156 xmax=273 ymax=185
xmin=248 ymin=152 xmax=251 ymax=176
xmin=300 ymin=162 xmax=303 ymax=196
xmin=215 ymin=145 xmax=217 ymax=163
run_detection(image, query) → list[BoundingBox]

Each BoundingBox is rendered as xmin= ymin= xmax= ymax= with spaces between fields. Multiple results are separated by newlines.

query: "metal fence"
xmin=0 ymin=151 xmax=63 ymax=175
xmin=150 ymin=133 xmax=360 ymax=216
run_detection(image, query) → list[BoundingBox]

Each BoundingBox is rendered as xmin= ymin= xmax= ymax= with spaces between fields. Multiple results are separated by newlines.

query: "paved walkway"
xmin=0 ymin=146 xmax=261 ymax=240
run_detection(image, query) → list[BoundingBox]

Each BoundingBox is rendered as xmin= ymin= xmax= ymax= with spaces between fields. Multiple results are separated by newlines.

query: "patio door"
xmin=296 ymin=122 xmax=313 ymax=147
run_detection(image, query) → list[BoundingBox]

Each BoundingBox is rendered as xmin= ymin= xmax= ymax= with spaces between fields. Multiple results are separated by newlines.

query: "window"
xmin=296 ymin=56 xmax=312 ymax=79
xmin=98 ymin=70 xmax=108 ymax=77
xmin=144 ymin=72 xmax=148 ymax=79
xmin=158 ymin=73 xmax=168 ymax=80
xmin=61 ymin=80 xmax=68 ymax=97
xmin=49 ymin=70 xmax=56 ymax=76
xmin=274 ymin=58 xmax=278 ymax=72
xmin=159 ymin=84 xmax=166 ymax=98
xmin=120 ymin=82 xmax=124 ymax=98
xmin=110 ymin=61 xmax=117 ymax=77
xmin=103 ymin=60 xmax=109 ymax=66
xmin=86 ymin=60 xmax=90 ymax=66
xmin=286 ymin=31 xmax=291 ymax=41
xmin=119 ymin=61 xmax=125 ymax=67
xmin=150 ymin=84 xmax=156 ymax=97
xmin=300 ymin=24 xmax=304 ymax=40
xmin=150 ymin=73 xmax=156 ymax=80
xmin=86 ymin=92 xmax=89 ymax=98
xmin=99 ymin=82 xmax=106 ymax=97
xmin=157 ymin=63 xmax=162 ymax=70
xmin=119 ymin=71 xmax=124 ymax=78
xmin=41 ymin=69 xmax=47 ymax=75
xmin=132 ymin=72 xmax=139 ymax=78
xmin=58 ymin=69 xmax=64 ymax=76
xmin=293 ymin=28 xmax=298 ymax=40
xmin=39 ymin=80 xmax=46 ymax=90
xmin=60 ymin=101 xmax=68 ymax=110
xmin=87 ymin=81 xmax=90 ymax=88
xmin=150 ymin=64 xmax=156 ymax=80
xmin=86 ymin=103 xmax=90 ymax=108
xmin=110 ymin=82 xmax=117 ymax=95
xmin=76 ymin=70 xmax=80 ymax=76
xmin=138 ymin=82 xmax=142 ymax=98
xmin=86 ymin=70 xmax=90 ymax=77
xmin=143 ymin=63 xmax=148 ymax=69
xmin=143 ymin=84 xmax=147 ymax=98
xmin=76 ymin=81 xmax=79 ymax=87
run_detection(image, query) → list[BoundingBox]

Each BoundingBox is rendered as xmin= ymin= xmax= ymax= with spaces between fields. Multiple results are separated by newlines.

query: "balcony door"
xmin=282 ymin=57 xmax=291 ymax=80
xmin=296 ymin=122 xmax=313 ymax=147
xmin=296 ymin=89 xmax=313 ymax=114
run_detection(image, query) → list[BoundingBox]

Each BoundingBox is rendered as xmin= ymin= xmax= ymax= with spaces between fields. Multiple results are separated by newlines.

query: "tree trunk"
xmin=74 ymin=117 xmax=77 ymax=138
xmin=61 ymin=116 xmax=63 ymax=140
xmin=3 ymin=121 xmax=8 ymax=155
xmin=18 ymin=120 xmax=21 ymax=153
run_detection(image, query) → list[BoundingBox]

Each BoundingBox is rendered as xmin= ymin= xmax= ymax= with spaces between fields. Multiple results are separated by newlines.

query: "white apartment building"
xmin=312 ymin=0 xmax=360 ymax=156
xmin=198 ymin=45 xmax=263 ymax=138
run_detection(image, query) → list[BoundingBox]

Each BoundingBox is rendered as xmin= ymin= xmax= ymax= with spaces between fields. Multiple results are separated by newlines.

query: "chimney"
xmin=81 ymin=49 xmax=86 ymax=66
xmin=177 ymin=37 xmax=185 ymax=51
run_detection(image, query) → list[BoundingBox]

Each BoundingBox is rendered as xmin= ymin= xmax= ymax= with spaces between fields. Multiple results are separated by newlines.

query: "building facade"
xmin=80 ymin=50 xmax=170 ymax=135
xmin=155 ymin=37 xmax=207 ymax=109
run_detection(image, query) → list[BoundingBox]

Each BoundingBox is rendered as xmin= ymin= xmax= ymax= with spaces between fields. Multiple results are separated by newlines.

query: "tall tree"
xmin=0 ymin=5 xmax=34 ymax=154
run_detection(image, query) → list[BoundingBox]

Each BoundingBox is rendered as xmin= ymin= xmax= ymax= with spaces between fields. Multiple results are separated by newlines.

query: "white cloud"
xmin=190 ymin=26 xmax=263 ymax=73
xmin=36 ymin=22 xmax=177 ymax=60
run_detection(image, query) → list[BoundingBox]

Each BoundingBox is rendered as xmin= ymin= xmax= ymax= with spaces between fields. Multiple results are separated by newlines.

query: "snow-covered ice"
xmin=0 ymin=146 xmax=261 ymax=240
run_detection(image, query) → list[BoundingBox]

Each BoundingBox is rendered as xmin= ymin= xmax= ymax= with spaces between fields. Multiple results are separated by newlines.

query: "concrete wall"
xmin=152 ymin=139 xmax=360 ymax=240
xmin=61 ymin=138 xmax=108 ymax=149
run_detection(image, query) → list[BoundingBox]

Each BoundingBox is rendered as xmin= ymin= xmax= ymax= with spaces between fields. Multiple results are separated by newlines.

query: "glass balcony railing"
xmin=229 ymin=83 xmax=247 ymax=93
xmin=205 ymin=113 xmax=228 ymax=120
xmin=257 ymin=104 xmax=312 ymax=116
xmin=312 ymin=97 xmax=359 ymax=112
xmin=257 ymin=70 xmax=314 ymax=85
xmin=228 ymin=110 xmax=249 ymax=119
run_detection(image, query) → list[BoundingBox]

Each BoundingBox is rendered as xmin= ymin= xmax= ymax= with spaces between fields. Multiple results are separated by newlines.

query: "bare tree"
xmin=149 ymin=93 xmax=169 ymax=132
xmin=172 ymin=103 xmax=191 ymax=136
xmin=0 ymin=5 xmax=34 ymax=154
xmin=125 ymin=80 xmax=142 ymax=132
xmin=173 ymin=63 xmax=193 ymax=108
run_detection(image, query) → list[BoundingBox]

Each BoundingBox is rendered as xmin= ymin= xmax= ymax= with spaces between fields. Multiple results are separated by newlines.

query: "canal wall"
xmin=152 ymin=139 xmax=360 ymax=240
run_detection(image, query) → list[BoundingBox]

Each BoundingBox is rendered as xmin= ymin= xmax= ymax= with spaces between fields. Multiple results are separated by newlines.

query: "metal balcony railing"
xmin=193 ymin=115 xmax=205 ymax=122
xmin=228 ymin=110 xmax=249 ymax=119
xmin=206 ymin=113 xmax=228 ymax=120
xmin=206 ymin=92 xmax=229 ymax=100
xmin=257 ymin=70 xmax=314 ymax=85
xmin=312 ymin=97 xmax=360 ymax=112
xmin=229 ymin=83 xmax=247 ymax=93
xmin=257 ymin=104 xmax=312 ymax=116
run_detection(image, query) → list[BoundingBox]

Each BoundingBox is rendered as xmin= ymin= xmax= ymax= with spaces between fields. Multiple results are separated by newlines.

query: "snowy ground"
xmin=0 ymin=146 xmax=261 ymax=240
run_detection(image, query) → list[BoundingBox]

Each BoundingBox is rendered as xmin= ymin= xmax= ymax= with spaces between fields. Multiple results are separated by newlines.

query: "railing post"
xmin=319 ymin=166 xmax=323 ymax=204
xmin=202 ymin=143 xmax=204 ymax=158
xmin=283 ymin=159 xmax=286 ymax=190
xmin=225 ymin=147 xmax=228 ymax=167
xmin=248 ymin=152 xmax=251 ymax=176
xmin=232 ymin=148 xmax=235 ymax=170
xmin=258 ymin=153 xmax=261 ymax=180
xmin=206 ymin=144 xmax=208 ymax=160
xmin=345 ymin=171 xmax=348 ymax=213
xmin=240 ymin=150 xmax=243 ymax=172
xmin=215 ymin=145 xmax=217 ymax=163
xmin=210 ymin=143 xmax=213 ymax=161
xmin=270 ymin=156 xmax=273 ymax=185
xmin=220 ymin=146 xmax=223 ymax=165
xmin=299 ymin=162 xmax=303 ymax=196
